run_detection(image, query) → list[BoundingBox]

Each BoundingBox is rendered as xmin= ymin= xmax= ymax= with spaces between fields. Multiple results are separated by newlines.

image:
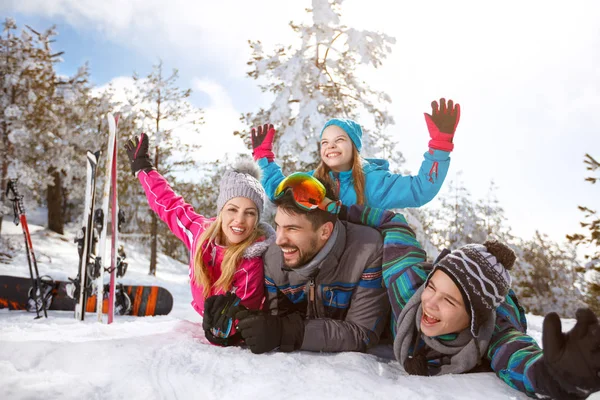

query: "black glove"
xmin=124 ymin=133 xmax=155 ymax=176
xmin=234 ymin=309 xmax=304 ymax=354
xmin=203 ymin=292 xmax=243 ymax=347
xmin=203 ymin=293 xmax=242 ymax=332
xmin=542 ymin=308 xmax=600 ymax=398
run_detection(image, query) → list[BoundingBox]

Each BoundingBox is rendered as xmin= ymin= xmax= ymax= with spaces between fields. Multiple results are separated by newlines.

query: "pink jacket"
xmin=138 ymin=170 xmax=273 ymax=316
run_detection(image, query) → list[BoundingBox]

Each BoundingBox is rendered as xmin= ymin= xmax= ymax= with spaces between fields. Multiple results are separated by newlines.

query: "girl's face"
xmin=220 ymin=197 xmax=258 ymax=246
xmin=320 ymin=126 xmax=354 ymax=172
xmin=420 ymin=270 xmax=470 ymax=337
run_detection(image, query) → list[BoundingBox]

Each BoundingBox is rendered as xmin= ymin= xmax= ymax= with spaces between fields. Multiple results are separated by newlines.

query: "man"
xmin=225 ymin=172 xmax=390 ymax=353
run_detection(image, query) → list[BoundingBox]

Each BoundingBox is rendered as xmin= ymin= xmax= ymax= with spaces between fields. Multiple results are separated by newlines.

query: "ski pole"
xmin=6 ymin=179 xmax=48 ymax=318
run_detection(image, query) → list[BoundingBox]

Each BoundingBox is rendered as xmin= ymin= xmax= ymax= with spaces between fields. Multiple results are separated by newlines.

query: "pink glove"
xmin=424 ymin=98 xmax=460 ymax=152
xmin=251 ymin=124 xmax=276 ymax=162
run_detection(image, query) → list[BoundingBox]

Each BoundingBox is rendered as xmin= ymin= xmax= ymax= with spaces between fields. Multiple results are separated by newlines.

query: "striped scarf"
xmin=393 ymin=285 xmax=495 ymax=375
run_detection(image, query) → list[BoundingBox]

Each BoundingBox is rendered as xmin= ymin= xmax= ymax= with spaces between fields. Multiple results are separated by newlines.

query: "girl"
xmin=250 ymin=98 xmax=459 ymax=209
xmin=125 ymin=133 xmax=274 ymax=346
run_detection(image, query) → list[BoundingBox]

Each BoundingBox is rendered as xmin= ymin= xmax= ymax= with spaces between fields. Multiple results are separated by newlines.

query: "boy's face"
xmin=420 ymin=270 xmax=470 ymax=337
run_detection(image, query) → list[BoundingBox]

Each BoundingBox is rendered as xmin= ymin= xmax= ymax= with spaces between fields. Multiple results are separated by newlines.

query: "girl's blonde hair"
xmin=314 ymin=145 xmax=366 ymax=205
xmin=193 ymin=212 xmax=264 ymax=298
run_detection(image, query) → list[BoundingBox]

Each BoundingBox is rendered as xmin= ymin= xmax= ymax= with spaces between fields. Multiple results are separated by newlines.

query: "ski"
xmin=95 ymin=112 xmax=118 ymax=322
xmin=5 ymin=179 xmax=48 ymax=319
xmin=74 ymin=150 xmax=101 ymax=321
xmin=107 ymin=114 xmax=120 ymax=324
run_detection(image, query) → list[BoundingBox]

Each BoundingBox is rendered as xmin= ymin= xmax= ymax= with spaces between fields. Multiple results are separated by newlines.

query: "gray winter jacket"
xmin=263 ymin=220 xmax=390 ymax=352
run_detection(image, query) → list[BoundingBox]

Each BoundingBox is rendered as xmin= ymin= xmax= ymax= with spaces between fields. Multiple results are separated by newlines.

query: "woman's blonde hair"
xmin=193 ymin=212 xmax=264 ymax=298
xmin=314 ymin=145 xmax=366 ymax=205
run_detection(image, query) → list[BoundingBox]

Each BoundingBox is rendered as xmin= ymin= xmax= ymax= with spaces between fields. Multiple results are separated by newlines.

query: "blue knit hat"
xmin=320 ymin=118 xmax=363 ymax=152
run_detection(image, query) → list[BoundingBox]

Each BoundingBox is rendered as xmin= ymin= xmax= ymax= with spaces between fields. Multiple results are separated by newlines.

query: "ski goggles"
xmin=274 ymin=172 xmax=341 ymax=214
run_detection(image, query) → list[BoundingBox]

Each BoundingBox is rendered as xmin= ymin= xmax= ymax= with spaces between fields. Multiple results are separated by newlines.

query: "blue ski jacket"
xmin=257 ymin=149 xmax=450 ymax=209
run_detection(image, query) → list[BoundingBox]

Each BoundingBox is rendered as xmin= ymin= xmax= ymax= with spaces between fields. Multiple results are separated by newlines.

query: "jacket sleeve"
xmin=232 ymin=257 xmax=265 ymax=311
xmin=257 ymin=158 xmax=286 ymax=201
xmin=300 ymin=250 xmax=390 ymax=353
xmin=370 ymin=149 xmax=450 ymax=209
xmin=343 ymin=205 xmax=431 ymax=332
xmin=138 ymin=170 xmax=208 ymax=250
xmin=257 ymin=158 xmax=317 ymax=201
xmin=486 ymin=292 xmax=572 ymax=399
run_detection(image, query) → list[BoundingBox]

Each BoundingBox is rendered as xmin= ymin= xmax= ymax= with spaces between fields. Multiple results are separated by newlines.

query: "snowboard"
xmin=0 ymin=275 xmax=173 ymax=316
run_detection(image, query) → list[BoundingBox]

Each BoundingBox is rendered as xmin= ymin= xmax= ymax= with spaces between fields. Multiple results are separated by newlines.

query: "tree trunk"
xmin=149 ymin=212 xmax=157 ymax=275
xmin=47 ymin=169 xmax=65 ymax=234
xmin=0 ymin=123 xmax=9 ymax=238
xmin=0 ymin=172 xmax=6 ymax=238
xmin=149 ymin=137 xmax=160 ymax=275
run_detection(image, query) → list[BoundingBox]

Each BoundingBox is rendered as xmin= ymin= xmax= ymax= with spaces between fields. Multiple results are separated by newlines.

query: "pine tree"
xmin=0 ymin=18 xmax=56 ymax=234
xmin=420 ymin=175 xmax=485 ymax=250
xmin=236 ymin=0 xmax=398 ymax=173
xmin=567 ymin=153 xmax=600 ymax=313
xmin=512 ymin=231 xmax=585 ymax=316
xmin=0 ymin=18 xmax=104 ymax=235
xmin=475 ymin=180 xmax=513 ymax=240
xmin=128 ymin=60 xmax=204 ymax=275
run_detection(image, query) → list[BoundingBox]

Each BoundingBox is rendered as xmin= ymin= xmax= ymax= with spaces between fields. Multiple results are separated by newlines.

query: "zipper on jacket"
xmin=306 ymin=277 xmax=317 ymax=320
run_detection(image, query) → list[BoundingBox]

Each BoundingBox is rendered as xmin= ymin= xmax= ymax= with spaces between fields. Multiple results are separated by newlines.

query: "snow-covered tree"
xmin=512 ymin=232 xmax=585 ymax=317
xmin=0 ymin=18 xmax=107 ymax=235
xmin=237 ymin=0 xmax=398 ymax=173
xmin=125 ymin=61 xmax=204 ymax=275
xmin=1 ymin=18 xmax=56 ymax=233
xmin=475 ymin=180 xmax=514 ymax=240
xmin=419 ymin=175 xmax=490 ymax=250
xmin=583 ymin=259 xmax=600 ymax=314
xmin=566 ymin=153 xmax=600 ymax=313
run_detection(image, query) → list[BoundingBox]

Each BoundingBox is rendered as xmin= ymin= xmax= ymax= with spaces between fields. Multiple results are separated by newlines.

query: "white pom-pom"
xmin=232 ymin=158 xmax=262 ymax=181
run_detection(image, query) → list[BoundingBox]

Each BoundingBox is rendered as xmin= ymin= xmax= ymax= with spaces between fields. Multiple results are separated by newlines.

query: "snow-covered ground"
xmin=0 ymin=222 xmax=597 ymax=400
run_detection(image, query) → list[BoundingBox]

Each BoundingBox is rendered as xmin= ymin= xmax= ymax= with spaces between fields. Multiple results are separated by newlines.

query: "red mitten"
xmin=251 ymin=124 xmax=276 ymax=162
xmin=424 ymin=98 xmax=460 ymax=152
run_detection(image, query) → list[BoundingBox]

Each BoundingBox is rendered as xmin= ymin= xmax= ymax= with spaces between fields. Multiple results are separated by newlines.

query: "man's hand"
xmin=234 ymin=309 xmax=283 ymax=354
xmin=234 ymin=309 xmax=304 ymax=354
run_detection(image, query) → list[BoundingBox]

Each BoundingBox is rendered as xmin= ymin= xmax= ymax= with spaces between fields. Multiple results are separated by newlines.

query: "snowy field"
xmin=1 ymin=221 xmax=597 ymax=400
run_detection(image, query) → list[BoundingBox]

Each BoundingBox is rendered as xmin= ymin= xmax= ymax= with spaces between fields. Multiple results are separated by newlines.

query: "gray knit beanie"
xmin=428 ymin=240 xmax=516 ymax=337
xmin=216 ymin=159 xmax=266 ymax=219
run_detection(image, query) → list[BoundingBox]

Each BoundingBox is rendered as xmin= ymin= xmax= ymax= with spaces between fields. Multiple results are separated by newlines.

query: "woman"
xmin=250 ymin=98 xmax=459 ymax=209
xmin=125 ymin=133 xmax=274 ymax=346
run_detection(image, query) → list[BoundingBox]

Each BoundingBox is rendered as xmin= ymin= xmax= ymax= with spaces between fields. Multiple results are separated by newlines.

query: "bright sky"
xmin=3 ymin=0 xmax=600 ymax=246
